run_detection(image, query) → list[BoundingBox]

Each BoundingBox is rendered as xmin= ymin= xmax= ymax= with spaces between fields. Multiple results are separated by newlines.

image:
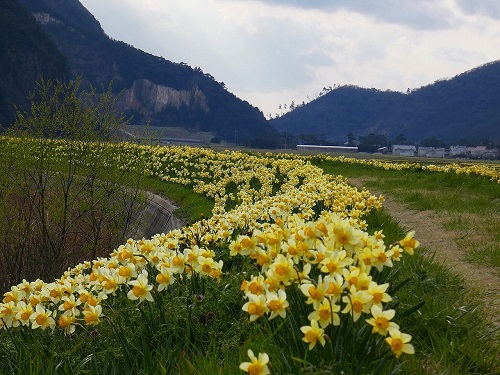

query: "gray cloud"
xmin=233 ymin=0 xmax=458 ymax=30
xmin=233 ymin=17 xmax=323 ymax=91
xmin=300 ymin=49 xmax=334 ymax=66
xmin=455 ymin=0 xmax=500 ymax=19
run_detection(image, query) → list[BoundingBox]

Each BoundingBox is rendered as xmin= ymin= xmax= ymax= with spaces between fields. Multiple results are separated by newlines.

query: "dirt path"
xmin=349 ymin=178 xmax=500 ymax=328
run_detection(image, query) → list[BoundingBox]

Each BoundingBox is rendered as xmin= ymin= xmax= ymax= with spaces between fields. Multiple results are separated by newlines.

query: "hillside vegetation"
xmin=0 ymin=0 xmax=68 ymax=126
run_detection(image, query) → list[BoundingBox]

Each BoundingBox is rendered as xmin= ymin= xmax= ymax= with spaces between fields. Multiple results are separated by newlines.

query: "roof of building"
xmin=392 ymin=144 xmax=416 ymax=150
xmin=296 ymin=145 xmax=358 ymax=150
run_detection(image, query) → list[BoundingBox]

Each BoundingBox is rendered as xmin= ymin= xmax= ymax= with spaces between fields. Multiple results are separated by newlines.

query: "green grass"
xmin=396 ymin=249 xmax=499 ymax=374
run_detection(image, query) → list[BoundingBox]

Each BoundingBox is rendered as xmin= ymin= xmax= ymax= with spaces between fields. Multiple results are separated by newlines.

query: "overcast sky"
xmin=79 ymin=0 xmax=499 ymax=117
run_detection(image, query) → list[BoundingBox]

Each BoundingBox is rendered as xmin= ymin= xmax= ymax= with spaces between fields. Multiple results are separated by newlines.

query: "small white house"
xmin=392 ymin=145 xmax=416 ymax=156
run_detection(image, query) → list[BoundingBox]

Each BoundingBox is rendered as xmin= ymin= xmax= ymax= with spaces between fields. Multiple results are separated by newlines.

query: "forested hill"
xmin=0 ymin=0 xmax=68 ymax=127
xmin=17 ymin=0 xmax=277 ymax=145
xmin=270 ymin=61 xmax=500 ymax=144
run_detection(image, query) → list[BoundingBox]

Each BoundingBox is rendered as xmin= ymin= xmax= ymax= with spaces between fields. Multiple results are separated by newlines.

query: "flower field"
xmin=1 ymin=139 xmax=498 ymax=374
xmin=289 ymin=153 xmax=500 ymax=185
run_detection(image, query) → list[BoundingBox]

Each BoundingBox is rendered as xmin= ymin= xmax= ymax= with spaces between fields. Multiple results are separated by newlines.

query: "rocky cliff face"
xmin=118 ymin=79 xmax=209 ymax=119
xmin=33 ymin=12 xmax=60 ymax=25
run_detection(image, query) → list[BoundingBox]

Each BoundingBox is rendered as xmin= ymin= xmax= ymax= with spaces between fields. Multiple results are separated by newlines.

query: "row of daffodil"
xmin=147 ymin=145 xmax=335 ymax=215
xmin=1 ymin=136 xmax=362 ymax=216
xmin=0 ymin=155 xmax=380 ymax=326
xmin=314 ymin=154 xmax=500 ymax=184
xmin=0 ymin=166 xmax=416 ymax=360
xmin=5 ymin=136 xmax=496 ymax=215
xmin=0 ymin=136 xmax=150 ymax=177
xmin=0 ymin=139 xmax=418 ymax=368
xmin=4 ymin=136 xmax=498 ymax=191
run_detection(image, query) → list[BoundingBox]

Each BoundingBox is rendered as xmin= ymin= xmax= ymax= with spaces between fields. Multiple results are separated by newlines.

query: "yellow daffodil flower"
xmin=300 ymin=319 xmax=326 ymax=350
xmin=385 ymin=328 xmax=415 ymax=358
xmin=239 ymin=349 xmax=270 ymax=375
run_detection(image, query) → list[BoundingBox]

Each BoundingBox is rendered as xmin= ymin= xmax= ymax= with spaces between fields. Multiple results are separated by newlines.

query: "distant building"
xmin=296 ymin=145 xmax=358 ymax=153
xmin=467 ymin=146 xmax=498 ymax=159
xmin=486 ymin=149 xmax=499 ymax=159
xmin=467 ymin=146 xmax=486 ymax=159
xmin=392 ymin=145 xmax=416 ymax=156
xmin=418 ymin=147 xmax=445 ymax=158
xmin=484 ymin=149 xmax=499 ymax=159
xmin=159 ymin=137 xmax=204 ymax=146
xmin=449 ymin=145 xmax=467 ymax=157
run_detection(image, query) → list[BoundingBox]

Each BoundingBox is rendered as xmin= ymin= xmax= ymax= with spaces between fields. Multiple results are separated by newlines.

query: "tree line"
xmin=0 ymin=78 xmax=149 ymax=291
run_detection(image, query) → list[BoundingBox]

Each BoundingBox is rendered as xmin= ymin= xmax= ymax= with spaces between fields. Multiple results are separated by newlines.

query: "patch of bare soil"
xmin=349 ymin=178 xmax=500 ymax=328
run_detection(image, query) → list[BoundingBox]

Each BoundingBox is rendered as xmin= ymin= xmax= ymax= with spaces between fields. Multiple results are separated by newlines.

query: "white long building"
xmin=296 ymin=145 xmax=358 ymax=153
xmin=392 ymin=145 xmax=417 ymax=156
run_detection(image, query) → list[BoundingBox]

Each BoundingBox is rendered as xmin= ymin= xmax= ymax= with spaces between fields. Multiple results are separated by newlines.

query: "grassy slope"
xmin=140 ymin=176 xmax=214 ymax=225
xmin=315 ymin=158 xmax=500 ymax=268
xmin=315 ymin=158 xmax=500 ymax=374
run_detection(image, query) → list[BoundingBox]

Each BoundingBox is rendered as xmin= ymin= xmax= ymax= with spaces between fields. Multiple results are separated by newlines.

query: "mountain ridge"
xmin=17 ymin=0 xmax=277 ymax=145
xmin=271 ymin=60 xmax=500 ymax=144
